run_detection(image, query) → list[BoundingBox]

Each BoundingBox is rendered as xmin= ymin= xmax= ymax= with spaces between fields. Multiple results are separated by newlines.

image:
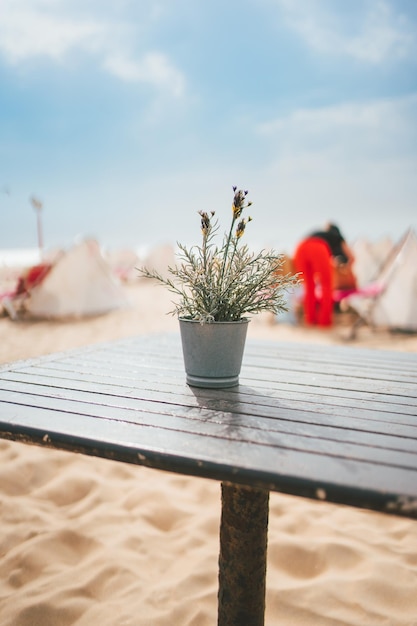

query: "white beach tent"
xmin=24 ymin=238 xmax=129 ymax=319
xmin=346 ymin=229 xmax=417 ymax=332
xmin=141 ymin=243 xmax=176 ymax=280
xmin=351 ymin=236 xmax=394 ymax=288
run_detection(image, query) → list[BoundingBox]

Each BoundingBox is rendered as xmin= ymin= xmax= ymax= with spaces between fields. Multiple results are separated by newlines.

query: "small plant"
xmin=140 ymin=186 xmax=299 ymax=322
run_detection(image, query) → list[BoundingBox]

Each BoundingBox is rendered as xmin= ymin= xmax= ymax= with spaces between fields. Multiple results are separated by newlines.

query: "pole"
xmin=30 ymin=195 xmax=44 ymax=258
xmin=218 ymin=482 xmax=269 ymax=626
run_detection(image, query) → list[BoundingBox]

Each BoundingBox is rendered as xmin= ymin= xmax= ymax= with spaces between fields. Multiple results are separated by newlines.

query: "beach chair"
xmin=337 ymin=229 xmax=417 ymax=337
xmin=334 ymin=282 xmax=386 ymax=339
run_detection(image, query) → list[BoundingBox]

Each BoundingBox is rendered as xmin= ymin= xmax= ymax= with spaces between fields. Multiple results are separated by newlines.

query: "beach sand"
xmin=1 ymin=282 xmax=416 ymax=625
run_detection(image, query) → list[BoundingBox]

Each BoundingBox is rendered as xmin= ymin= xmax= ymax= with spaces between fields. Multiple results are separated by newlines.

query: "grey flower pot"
xmin=179 ymin=318 xmax=249 ymax=388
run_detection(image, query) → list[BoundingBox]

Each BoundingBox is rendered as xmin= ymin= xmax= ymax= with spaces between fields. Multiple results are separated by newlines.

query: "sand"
xmin=0 ymin=281 xmax=416 ymax=625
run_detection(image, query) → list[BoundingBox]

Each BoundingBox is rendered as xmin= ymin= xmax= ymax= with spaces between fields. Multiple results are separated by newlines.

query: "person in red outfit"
xmin=294 ymin=236 xmax=333 ymax=326
xmin=294 ymin=223 xmax=354 ymax=327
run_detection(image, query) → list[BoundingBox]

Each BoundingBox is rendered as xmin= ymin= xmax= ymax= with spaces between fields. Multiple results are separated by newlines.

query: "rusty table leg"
xmin=218 ymin=482 xmax=270 ymax=626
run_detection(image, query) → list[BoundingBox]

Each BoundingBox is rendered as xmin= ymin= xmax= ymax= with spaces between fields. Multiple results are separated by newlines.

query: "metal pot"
xmin=179 ymin=318 xmax=249 ymax=388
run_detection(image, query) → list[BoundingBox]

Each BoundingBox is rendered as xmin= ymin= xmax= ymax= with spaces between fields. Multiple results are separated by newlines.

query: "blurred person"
xmin=314 ymin=223 xmax=354 ymax=263
xmin=293 ymin=223 xmax=356 ymax=327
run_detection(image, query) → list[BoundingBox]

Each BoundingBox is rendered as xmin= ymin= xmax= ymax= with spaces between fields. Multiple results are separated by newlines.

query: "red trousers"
xmin=294 ymin=237 xmax=333 ymax=326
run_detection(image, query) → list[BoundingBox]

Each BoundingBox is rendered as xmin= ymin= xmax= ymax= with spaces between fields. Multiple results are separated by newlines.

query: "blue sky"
xmin=1 ymin=0 xmax=416 ymax=255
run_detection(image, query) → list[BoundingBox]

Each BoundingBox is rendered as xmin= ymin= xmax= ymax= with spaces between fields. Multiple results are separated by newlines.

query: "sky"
xmin=1 ymin=0 xmax=416 ymax=255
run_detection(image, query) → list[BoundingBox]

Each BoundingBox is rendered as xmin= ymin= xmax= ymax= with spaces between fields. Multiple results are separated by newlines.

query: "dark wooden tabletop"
xmin=0 ymin=334 xmax=416 ymax=518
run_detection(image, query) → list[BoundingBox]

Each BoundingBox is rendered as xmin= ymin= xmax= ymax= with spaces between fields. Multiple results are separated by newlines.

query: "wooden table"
xmin=0 ymin=335 xmax=416 ymax=625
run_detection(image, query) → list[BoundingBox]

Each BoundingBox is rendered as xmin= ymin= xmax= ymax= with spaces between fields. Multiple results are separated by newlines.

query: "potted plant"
xmin=140 ymin=186 xmax=298 ymax=388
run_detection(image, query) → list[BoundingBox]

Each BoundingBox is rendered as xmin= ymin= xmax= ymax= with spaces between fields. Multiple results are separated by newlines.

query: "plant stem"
xmin=219 ymin=217 xmax=236 ymax=291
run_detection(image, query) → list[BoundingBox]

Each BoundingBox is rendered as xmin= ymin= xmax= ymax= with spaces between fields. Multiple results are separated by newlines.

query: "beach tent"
xmin=20 ymin=239 xmax=129 ymax=319
xmin=346 ymin=229 xmax=417 ymax=332
xmin=105 ymin=247 xmax=141 ymax=283
xmin=141 ymin=243 xmax=176 ymax=280
xmin=351 ymin=236 xmax=394 ymax=288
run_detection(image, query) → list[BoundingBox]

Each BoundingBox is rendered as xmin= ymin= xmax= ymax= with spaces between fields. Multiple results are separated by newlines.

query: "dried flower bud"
xmin=236 ymin=216 xmax=252 ymax=239
xmin=232 ymin=188 xmax=249 ymax=219
xmin=199 ymin=210 xmax=214 ymax=236
xmin=236 ymin=220 xmax=245 ymax=238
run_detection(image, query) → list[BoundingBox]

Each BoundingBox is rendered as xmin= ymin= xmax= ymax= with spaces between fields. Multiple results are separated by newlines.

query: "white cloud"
xmin=104 ymin=52 xmax=185 ymax=97
xmin=254 ymin=92 xmax=417 ymax=245
xmin=258 ymin=94 xmax=417 ymax=156
xmin=273 ymin=0 xmax=416 ymax=64
xmin=0 ymin=0 xmax=186 ymax=97
xmin=0 ymin=0 xmax=105 ymax=62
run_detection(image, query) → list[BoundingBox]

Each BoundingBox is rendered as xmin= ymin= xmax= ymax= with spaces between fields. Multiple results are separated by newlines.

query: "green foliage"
xmin=139 ymin=187 xmax=299 ymax=322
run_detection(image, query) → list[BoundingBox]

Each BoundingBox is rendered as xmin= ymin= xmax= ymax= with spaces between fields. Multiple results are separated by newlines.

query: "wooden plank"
xmin=0 ymin=363 xmax=417 ymax=424
xmin=4 ymin=335 xmax=415 ymax=379
xmin=1 ymin=379 xmax=417 ymax=446
xmin=1 ymin=382 xmax=417 ymax=473
xmin=49 ymin=344 xmax=417 ymax=383
xmin=125 ymin=335 xmax=417 ymax=373
xmin=22 ymin=343 xmax=417 ymax=395
xmin=1 ymin=389 xmax=416 ymax=470
xmin=8 ymin=346 xmax=417 ymax=397
xmin=0 ymin=372 xmax=417 ymax=449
